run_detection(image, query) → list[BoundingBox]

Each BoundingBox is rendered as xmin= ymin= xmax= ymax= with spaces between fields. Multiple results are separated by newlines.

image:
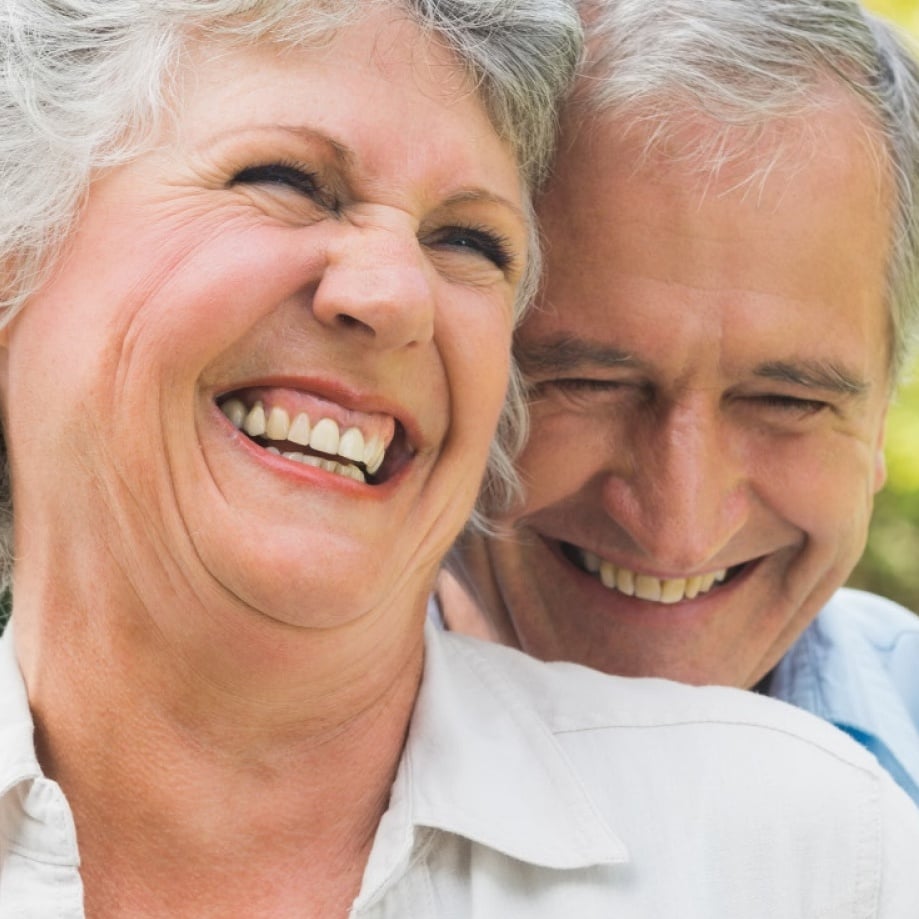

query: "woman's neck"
xmin=14 ymin=573 xmax=427 ymax=916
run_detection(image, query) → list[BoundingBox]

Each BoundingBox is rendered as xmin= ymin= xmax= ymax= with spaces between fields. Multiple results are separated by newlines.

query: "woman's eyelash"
xmin=229 ymin=162 xmax=337 ymax=209
xmin=439 ymin=224 xmax=515 ymax=270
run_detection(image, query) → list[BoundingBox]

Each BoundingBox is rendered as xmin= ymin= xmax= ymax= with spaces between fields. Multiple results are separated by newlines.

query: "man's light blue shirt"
xmin=771 ymin=587 xmax=919 ymax=807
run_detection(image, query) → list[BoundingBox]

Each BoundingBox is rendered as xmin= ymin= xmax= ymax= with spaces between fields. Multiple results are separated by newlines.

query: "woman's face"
xmin=1 ymin=10 xmax=527 ymax=628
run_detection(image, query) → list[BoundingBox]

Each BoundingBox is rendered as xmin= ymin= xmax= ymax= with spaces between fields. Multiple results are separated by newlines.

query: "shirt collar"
xmin=404 ymin=622 xmax=627 ymax=868
xmin=0 ymin=622 xmax=42 ymax=796
xmin=771 ymin=590 xmax=919 ymax=799
xmin=0 ymin=622 xmax=81 ymax=867
xmin=0 ymin=616 xmax=627 ymax=904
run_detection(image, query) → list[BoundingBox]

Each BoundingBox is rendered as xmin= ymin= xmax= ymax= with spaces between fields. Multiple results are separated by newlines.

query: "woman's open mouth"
xmin=218 ymin=390 xmax=412 ymax=486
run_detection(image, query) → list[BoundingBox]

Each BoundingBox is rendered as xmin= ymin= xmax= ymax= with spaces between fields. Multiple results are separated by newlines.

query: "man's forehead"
xmin=534 ymin=85 xmax=897 ymax=388
xmin=557 ymin=82 xmax=891 ymax=207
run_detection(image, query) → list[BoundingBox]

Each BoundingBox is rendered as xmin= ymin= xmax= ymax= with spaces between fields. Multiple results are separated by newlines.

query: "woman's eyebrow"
xmin=272 ymin=125 xmax=354 ymax=166
xmin=441 ymin=189 xmax=527 ymax=224
xmin=202 ymin=123 xmax=355 ymax=168
xmin=203 ymin=127 xmax=524 ymax=218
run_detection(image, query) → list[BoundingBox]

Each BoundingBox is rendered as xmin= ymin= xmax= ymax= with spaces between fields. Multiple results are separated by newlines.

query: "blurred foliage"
xmin=863 ymin=0 xmax=919 ymax=33
xmin=848 ymin=3 xmax=919 ymax=612
xmin=849 ymin=368 xmax=919 ymax=610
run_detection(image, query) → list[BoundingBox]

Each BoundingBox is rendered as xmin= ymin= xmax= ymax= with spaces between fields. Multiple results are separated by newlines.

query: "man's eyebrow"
xmin=754 ymin=360 xmax=870 ymax=397
xmin=516 ymin=336 xmax=639 ymax=373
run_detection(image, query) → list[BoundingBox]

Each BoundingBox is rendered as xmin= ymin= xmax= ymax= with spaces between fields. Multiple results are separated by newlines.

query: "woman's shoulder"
xmin=440 ymin=627 xmax=871 ymax=753
xmin=423 ymin=627 xmax=919 ymax=915
xmin=436 ymin=626 xmax=917 ymax=822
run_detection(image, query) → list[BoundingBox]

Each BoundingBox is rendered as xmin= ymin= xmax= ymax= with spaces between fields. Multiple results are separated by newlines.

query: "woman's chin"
xmin=187 ymin=525 xmax=425 ymax=631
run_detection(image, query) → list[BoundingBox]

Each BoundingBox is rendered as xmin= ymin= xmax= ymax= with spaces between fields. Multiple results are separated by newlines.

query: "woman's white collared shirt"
xmin=0 ymin=621 xmax=917 ymax=917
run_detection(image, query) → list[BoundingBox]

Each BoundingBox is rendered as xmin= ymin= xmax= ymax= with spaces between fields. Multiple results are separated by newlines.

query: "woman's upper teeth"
xmin=220 ymin=398 xmax=387 ymax=474
xmin=579 ymin=548 xmax=728 ymax=604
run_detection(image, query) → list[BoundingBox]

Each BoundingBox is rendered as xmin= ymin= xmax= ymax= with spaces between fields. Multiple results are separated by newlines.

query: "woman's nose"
xmin=311 ymin=222 xmax=435 ymax=350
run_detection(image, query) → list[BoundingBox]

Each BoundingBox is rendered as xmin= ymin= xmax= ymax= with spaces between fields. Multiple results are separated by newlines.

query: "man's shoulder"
xmin=811 ymin=587 xmax=919 ymax=703
xmin=822 ymin=586 xmax=919 ymax=638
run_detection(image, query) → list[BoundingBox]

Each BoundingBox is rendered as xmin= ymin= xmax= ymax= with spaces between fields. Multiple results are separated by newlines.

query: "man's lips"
xmin=560 ymin=541 xmax=753 ymax=605
xmin=217 ymin=387 xmax=412 ymax=485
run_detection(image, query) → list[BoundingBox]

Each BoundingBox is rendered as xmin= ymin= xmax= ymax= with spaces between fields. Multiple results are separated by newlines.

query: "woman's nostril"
xmin=336 ymin=313 xmax=365 ymax=330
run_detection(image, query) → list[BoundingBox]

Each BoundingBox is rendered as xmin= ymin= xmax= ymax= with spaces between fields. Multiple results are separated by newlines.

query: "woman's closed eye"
xmin=425 ymin=224 xmax=516 ymax=271
xmin=229 ymin=161 xmax=338 ymax=212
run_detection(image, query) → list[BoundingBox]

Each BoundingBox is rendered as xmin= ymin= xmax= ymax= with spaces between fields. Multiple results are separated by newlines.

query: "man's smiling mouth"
xmin=561 ymin=542 xmax=748 ymax=604
xmin=219 ymin=392 xmax=409 ymax=485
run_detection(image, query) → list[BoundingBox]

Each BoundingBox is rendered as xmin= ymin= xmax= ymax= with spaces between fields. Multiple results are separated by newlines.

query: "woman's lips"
xmin=218 ymin=387 xmax=411 ymax=485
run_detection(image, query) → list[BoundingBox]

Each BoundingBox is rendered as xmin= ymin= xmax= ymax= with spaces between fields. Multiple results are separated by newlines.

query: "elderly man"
xmin=444 ymin=0 xmax=919 ymax=806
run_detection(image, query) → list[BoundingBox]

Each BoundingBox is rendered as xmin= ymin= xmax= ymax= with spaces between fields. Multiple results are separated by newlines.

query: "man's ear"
xmin=0 ymin=262 xmax=15 ymax=349
xmin=873 ymin=402 xmax=889 ymax=494
xmin=0 ymin=304 xmax=14 ymax=414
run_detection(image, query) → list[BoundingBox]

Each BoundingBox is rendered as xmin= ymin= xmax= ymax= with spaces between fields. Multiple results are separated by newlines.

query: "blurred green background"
xmin=849 ymin=2 xmax=919 ymax=611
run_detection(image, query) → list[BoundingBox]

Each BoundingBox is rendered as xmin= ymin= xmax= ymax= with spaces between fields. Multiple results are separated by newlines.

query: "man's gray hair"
xmin=571 ymin=0 xmax=919 ymax=384
xmin=0 ymin=0 xmax=583 ymax=586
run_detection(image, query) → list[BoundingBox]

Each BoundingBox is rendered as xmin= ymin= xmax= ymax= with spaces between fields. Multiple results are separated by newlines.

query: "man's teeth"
xmin=580 ymin=549 xmax=727 ymax=604
xmin=220 ymin=398 xmax=386 ymax=479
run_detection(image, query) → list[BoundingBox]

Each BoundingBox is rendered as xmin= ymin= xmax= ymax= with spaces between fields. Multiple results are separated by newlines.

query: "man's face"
xmin=481 ymin=100 xmax=893 ymax=687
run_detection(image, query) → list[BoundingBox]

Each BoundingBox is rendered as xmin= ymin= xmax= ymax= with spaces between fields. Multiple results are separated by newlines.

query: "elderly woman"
xmin=0 ymin=1 xmax=917 ymax=917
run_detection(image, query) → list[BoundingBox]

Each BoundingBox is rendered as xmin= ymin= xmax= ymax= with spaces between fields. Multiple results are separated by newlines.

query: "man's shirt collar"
xmin=771 ymin=588 xmax=919 ymax=805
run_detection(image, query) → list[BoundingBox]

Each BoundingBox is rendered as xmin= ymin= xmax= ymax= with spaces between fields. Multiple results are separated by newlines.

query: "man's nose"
xmin=311 ymin=221 xmax=435 ymax=350
xmin=602 ymin=402 xmax=749 ymax=572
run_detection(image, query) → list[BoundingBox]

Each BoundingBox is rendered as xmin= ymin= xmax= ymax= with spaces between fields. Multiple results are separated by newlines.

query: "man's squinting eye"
xmin=530 ymin=377 xmax=630 ymax=397
xmin=755 ymin=393 xmax=831 ymax=416
xmin=549 ymin=378 xmax=625 ymax=392
xmin=427 ymin=224 xmax=515 ymax=271
xmin=229 ymin=162 xmax=338 ymax=211
xmin=526 ymin=376 xmax=636 ymax=404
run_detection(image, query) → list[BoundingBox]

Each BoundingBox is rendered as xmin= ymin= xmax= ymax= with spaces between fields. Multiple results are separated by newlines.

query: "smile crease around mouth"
xmin=218 ymin=395 xmax=401 ymax=485
xmin=562 ymin=542 xmax=744 ymax=605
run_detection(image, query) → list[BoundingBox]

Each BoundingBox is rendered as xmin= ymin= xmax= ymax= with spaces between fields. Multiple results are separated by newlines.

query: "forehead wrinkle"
xmin=754 ymin=359 xmax=870 ymax=398
xmin=516 ymin=335 xmax=638 ymax=374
